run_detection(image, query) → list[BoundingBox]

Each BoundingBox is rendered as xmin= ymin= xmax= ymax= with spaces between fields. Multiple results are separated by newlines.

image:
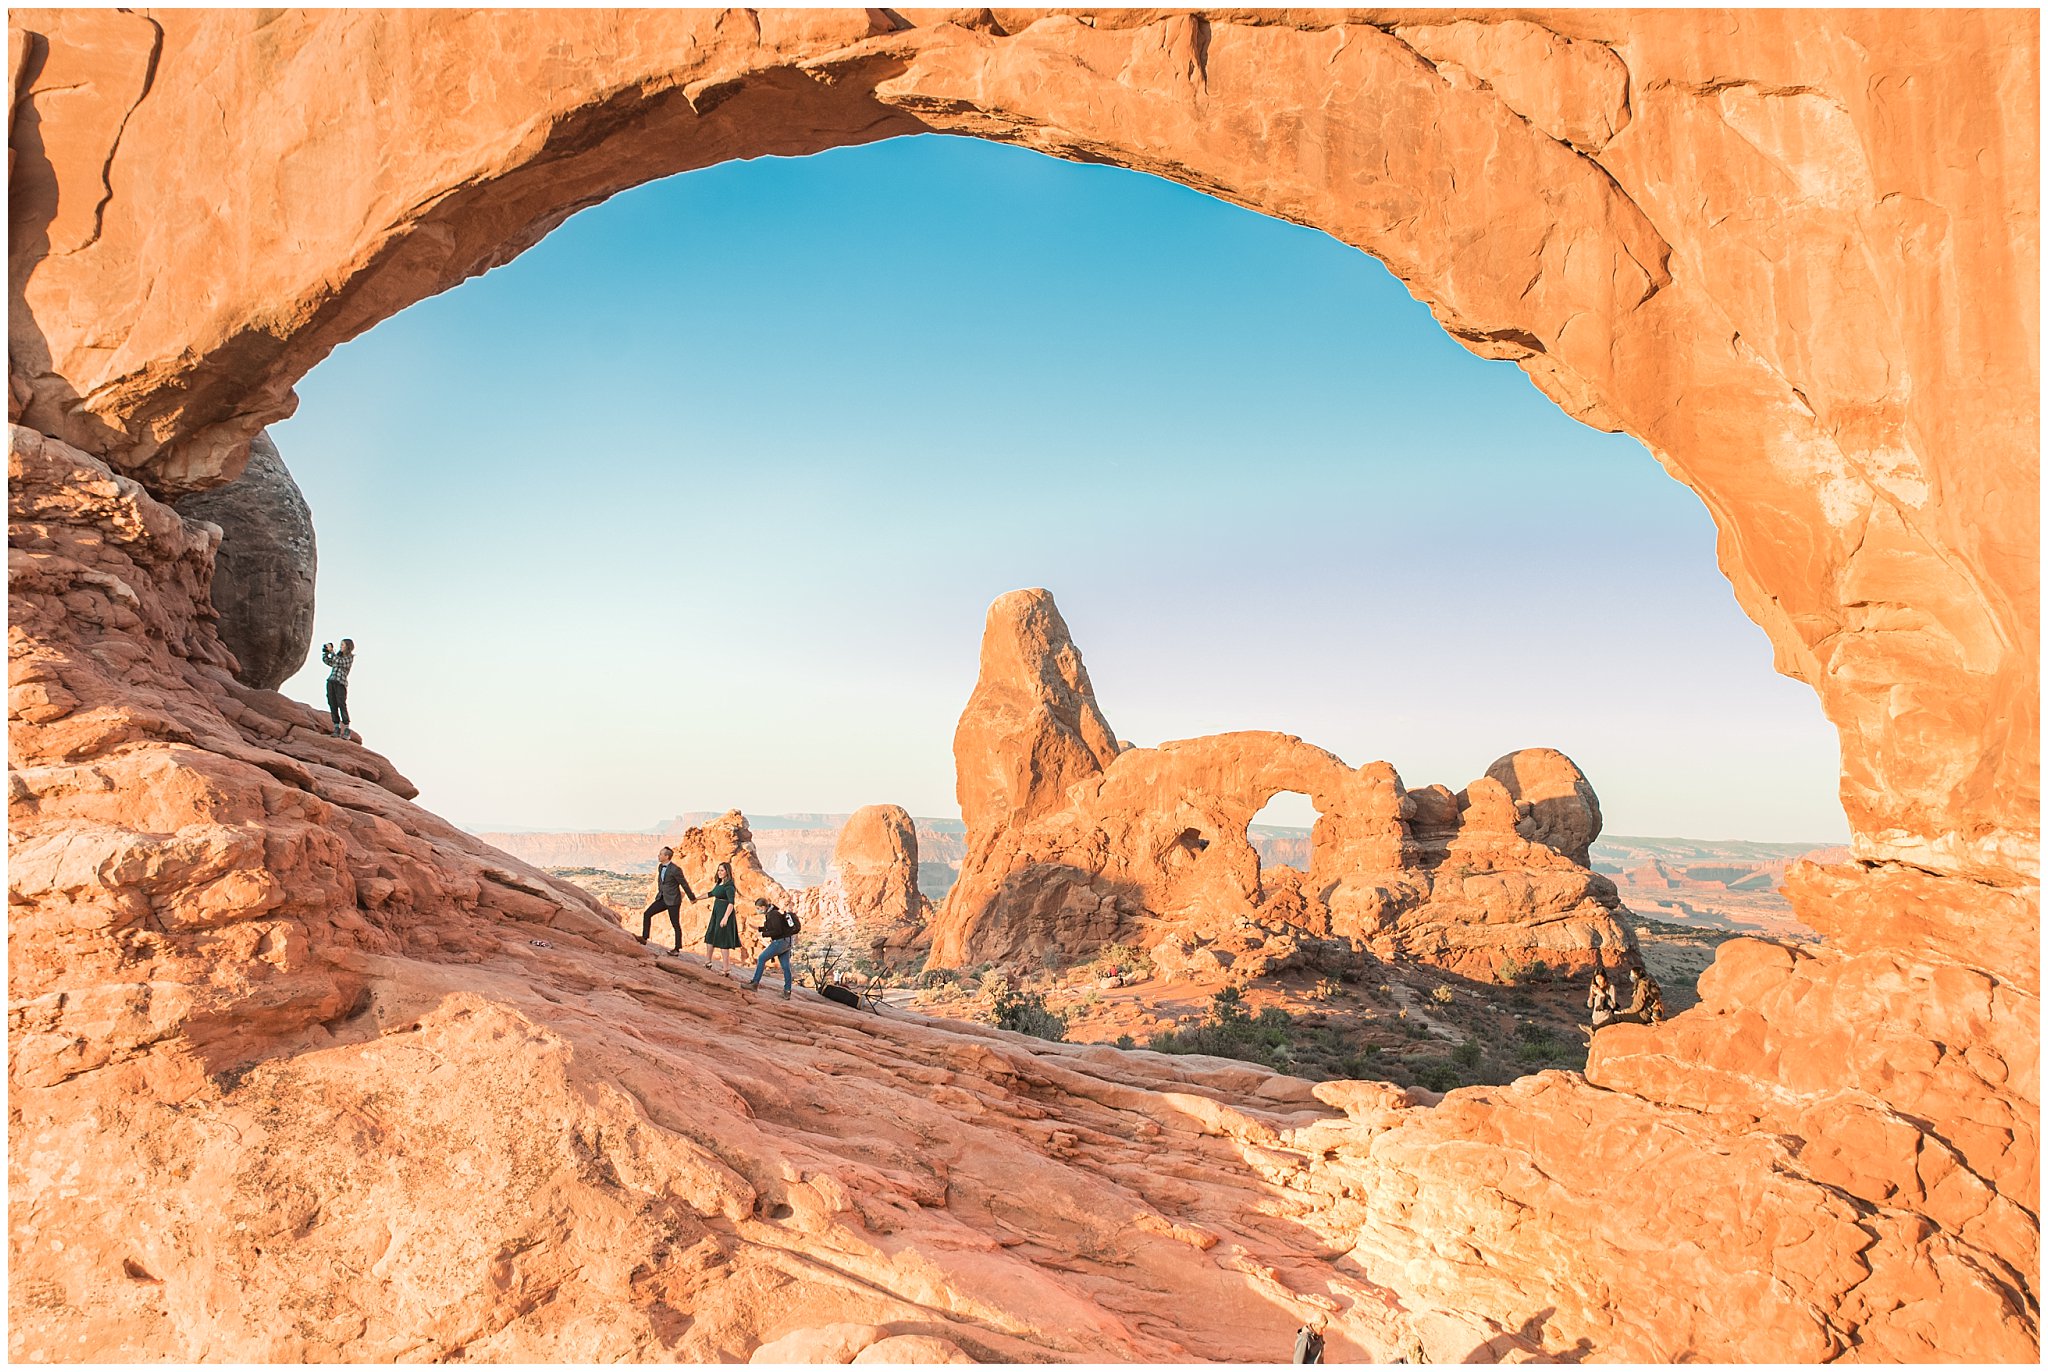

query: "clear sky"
xmin=273 ymin=133 xmax=1847 ymax=843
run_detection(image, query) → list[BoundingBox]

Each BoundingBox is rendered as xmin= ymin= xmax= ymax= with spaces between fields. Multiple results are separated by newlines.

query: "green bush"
xmin=1095 ymin=941 xmax=1154 ymax=979
xmin=1148 ymin=987 xmax=1296 ymax=1070
xmin=983 ymin=975 xmax=1068 ymax=1042
xmin=1416 ymin=1061 xmax=1462 ymax=1093
xmin=1452 ymin=1038 xmax=1483 ymax=1069
xmin=1114 ymin=1034 xmax=1136 ymax=1050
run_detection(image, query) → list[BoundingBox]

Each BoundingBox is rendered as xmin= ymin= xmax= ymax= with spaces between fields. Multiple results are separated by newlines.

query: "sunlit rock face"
xmin=931 ymin=589 xmax=1641 ymax=982
xmin=833 ymin=803 xmax=932 ymax=939
xmin=6 ymin=8 xmax=2037 ymax=1363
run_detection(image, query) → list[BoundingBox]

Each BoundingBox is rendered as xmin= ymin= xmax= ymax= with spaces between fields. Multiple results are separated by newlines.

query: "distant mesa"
xmin=926 ymin=589 xmax=1640 ymax=982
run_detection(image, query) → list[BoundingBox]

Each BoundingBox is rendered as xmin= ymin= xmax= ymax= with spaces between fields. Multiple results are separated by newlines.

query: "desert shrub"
xmin=1495 ymin=954 xmax=1531 ymax=985
xmin=1147 ymin=987 xmax=1295 ymax=1070
xmin=983 ymin=976 xmax=1068 ymax=1042
xmin=1416 ymin=1060 xmax=1462 ymax=1093
xmin=1040 ymin=946 xmax=1065 ymax=973
xmin=1095 ymin=941 xmax=1154 ymax=979
xmin=1431 ymin=984 xmax=1456 ymax=1005
xmin=1311 ymin=977 xmax=1343 ymax=1002
xmin=1452 ymin=1038 xmax=1483 ymax=1069
xmin=1114 ymin=1034 xmax=1136 ymax=1050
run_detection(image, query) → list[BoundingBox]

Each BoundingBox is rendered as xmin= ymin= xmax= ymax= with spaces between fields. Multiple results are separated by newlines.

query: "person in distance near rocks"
xmin=320 ymin=637 xmax=354 ymax=737
xmin=638 ymin=846 xmax=697 ymax=954
xmin=701 ymin=861 xmax=743 ymax=975
xmin=1627 ymin=963 xmax=1666 ymax=1025
xmin=1587 ymin=967 xmax=1619 ymax=1028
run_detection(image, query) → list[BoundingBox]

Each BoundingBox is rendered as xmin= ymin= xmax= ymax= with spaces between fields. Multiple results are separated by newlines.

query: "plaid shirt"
xmin=322 ymin=645 xmax=354 ymax=684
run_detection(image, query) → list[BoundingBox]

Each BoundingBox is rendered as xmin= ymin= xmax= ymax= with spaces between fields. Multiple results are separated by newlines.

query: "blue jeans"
xmin=751 ymin=937 xmax=794 ymax=991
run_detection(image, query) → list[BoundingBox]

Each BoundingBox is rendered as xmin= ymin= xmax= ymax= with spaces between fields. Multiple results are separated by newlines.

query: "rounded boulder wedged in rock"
xmin=171 ymin=431 xmax=316 ymax=690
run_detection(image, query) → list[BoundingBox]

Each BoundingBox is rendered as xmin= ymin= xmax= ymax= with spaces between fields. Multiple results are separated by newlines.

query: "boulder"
xmin=169 ymin=432 xmax=315 ymax=690
xmin=833 ymin=803 xmax=930 ymax=934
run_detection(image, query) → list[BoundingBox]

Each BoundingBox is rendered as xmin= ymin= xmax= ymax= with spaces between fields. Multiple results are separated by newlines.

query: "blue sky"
xmin=273 ymin=133 xmax=1846 ymax=842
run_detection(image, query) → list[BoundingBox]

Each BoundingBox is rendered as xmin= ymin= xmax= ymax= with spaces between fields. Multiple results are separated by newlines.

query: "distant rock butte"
xmin=6 ymin=7 xmax=2036 ymax=1364
xmin=831 ymin=803 xmax=933 ymax=941
xmin=668 ymin=809 xmax=793 ymax=916
xmin=931 ymin=591 xmax=1639 ymax=983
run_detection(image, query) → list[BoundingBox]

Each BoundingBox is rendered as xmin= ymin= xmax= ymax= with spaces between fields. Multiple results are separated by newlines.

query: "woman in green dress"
xmin=702 ymin=862 xmax=742 ymax=975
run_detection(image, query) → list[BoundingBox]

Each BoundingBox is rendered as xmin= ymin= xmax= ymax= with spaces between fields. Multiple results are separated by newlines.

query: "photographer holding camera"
xmin=321 ymin=637 xmax=355 ymax=738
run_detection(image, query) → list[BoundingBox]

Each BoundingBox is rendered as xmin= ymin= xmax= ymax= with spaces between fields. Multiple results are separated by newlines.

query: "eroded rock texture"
xmin=169 ymin=431 xmax=316 ymax=690
xmin=6 ymin=7 xmax=2039 ymax=1364
xmin=931 ymin=589 xmax=1640 ymax=981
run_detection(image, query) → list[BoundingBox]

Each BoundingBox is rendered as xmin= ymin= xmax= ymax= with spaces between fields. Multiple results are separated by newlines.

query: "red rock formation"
xmin=952 ymin=589 xmax=1123 ymax=835
xmin=669 ymin=808 xmax=793 ymax=917
xmin=832 ymin=803 xmax=932 ymax=939
xmin=6 ymin=8 xmax=2038 ymax=1363
xmin=932 ymin=591 xmax=1638 ymax=981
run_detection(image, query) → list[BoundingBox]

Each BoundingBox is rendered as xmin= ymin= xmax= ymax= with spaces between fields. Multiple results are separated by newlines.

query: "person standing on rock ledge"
xmin=639 ymin=846 xmax=697 ymax=954
xmin=320 ymin=637 xmax=354 ymax=737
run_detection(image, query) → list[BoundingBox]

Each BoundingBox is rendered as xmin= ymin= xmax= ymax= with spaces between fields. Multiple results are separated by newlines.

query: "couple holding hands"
xmin=638 ymin=848 xmax=801 ymax=997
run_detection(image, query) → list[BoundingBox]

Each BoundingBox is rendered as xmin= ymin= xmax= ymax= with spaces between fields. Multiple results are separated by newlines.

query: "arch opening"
xmin=262 ymin=133 xmax=1846 ymax=1087
xmin=1247 ymin=791 xmax=1316 ymax=877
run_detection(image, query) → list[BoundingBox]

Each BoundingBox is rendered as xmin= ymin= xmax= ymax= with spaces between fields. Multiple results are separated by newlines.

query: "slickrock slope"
xmin=931 ymin=591 xmax=1640 ymax=982
xmin=7 ymin=7 xmax=2038 ymax=1363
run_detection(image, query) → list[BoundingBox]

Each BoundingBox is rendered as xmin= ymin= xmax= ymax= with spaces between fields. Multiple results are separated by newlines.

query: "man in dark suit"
xmin=639 ymin=845 xmax=698 ymax=954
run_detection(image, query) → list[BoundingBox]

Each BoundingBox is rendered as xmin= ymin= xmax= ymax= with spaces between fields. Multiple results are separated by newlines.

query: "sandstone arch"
xmin=7 ymin=8 xmax=2038 ymax=1362
xmin=930 ymin=590 xmax=1639 ymax=979
xmin=8 ymin=8 xmax=2038 ymax=912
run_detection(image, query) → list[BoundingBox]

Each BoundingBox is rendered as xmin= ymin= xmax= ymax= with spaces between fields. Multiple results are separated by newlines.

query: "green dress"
xmin=703 ymin=880 xmax=742 ymax=950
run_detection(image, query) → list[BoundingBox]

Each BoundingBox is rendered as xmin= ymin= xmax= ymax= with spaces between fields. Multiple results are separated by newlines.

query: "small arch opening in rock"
xmin=1247 ymin=791 xmax=1316 ymax=875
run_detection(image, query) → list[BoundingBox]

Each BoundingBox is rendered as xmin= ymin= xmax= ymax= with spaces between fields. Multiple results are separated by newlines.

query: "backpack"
xmin=783 ymin=908 xmax=802 ymax=939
